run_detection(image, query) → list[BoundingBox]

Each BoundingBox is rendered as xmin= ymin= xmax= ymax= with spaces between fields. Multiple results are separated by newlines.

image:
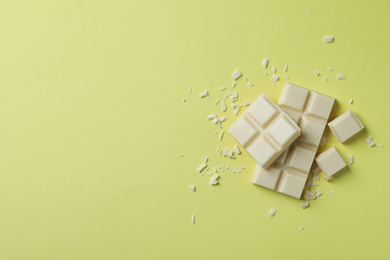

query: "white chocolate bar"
xmin=252 ymin=83 xmax=335 ymax=198
xmin=328 ymin=110 xmax=364 ymax=143
xmin=315 ymin=146 xmax=347 ymax=177
xmin=229 ymin=94 xmax=301 ymax=168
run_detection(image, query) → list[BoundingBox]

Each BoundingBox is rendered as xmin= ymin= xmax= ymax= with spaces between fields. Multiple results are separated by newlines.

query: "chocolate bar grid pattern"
xmin=252 ymin=83 xmax=335 ymax=198
xmin=229 ymin=94 xmax=300 ymax=168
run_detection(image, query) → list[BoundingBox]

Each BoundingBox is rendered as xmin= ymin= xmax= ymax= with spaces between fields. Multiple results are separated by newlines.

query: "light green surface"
xmin=0 ymin=1 xmax=389 ymax=259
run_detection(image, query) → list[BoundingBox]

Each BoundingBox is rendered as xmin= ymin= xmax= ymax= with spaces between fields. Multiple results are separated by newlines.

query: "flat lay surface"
xmin=0 ymin=1 xmax=389 ymax=259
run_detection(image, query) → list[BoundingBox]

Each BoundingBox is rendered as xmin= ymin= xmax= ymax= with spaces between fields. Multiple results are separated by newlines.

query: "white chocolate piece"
xmin=219 ymin=131 xmax=224 ymax=140
xmin=328 ymin=110 xmax=364 ymax=143
xmin=284 ymin=64 xmax=288 ymax=72
xmin=229 ymin=93 xmax=301 ymax=168
xmin=272 ymin=67 xmax=277 ymax=73
xmin=234 ymin=145 xmax=241 ymax=155
xmin=262 ymin=58 xmax=269 ymax=68
xmin=199 ymin=91 xmax=209 ymax=98
xmin=315 ymin=146 xmax=347 ymax=177
xmin=197 ymin=164 xmax=207 ymax=173
xmin=271 ymin=75 xmax=279 ymax=82
xmin=222 ymin=100 xmax=227 ymax=112
xmin=323 ymin=36 xmax=334 ymax=43
xmin=243 ymin=101 xmax=253 ymax=106
xmin=268 ymin=208 xmax=277 ymax=217
xmin=217 ymin=146 xmax=222 ymax=155
xmin=232 ymin=70 xmax=242 ymax=80
xmin=219 ymin=86 xmax=226 ymax=91
xmin=301 ymin=202 xmax=309 ymax=209
xmin=232 ymin=82 xmax=237 ymax=88
xmin=337 ymin=74 xmax=346 ymax=80
xmin=192 ymin=214 xmax=195 ymax=223
xmin=209 ymin=174 xmax=220 ymax=185
xmin=208 ymin=114 xmax=216 ymax=120
xmin=348 ymin=154 xmax=354 ymax=164
xmin=252 ymin=83 xmax=335 ymax=199
xmin=248 ymin=81 xmax=254 ymax=87
xmin=365 ymin=137 xmax=375 ymax=147
xmin=314 ymin=70 xmax=319 ymax=76
xmin=223 ymin=148 xmax=234 ymax=158
xmin=189 ymin=185 xmax=196 ymax=192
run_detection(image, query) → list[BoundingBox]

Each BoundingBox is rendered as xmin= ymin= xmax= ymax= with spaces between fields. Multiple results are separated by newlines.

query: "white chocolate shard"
xmin=264 ymin=71 xmax=268 ymax=76
xmin=197 ymin=164 xmax=207 ymax=173
xmin=203 ymin=157 xmax=208 ymax=164
xmin=268 ymin=208 xmax=277 ymax=217
xmin=301 ymin=202 xmax=310 ymax=209
xmin=311 ymin=166 xmax=321 ymax=175
xmin=232 ymin=82 xmax=237 ymax=88
xmin=284 ymin=64 xmax=288 ymax=72
xmin=208 ymin=114 xmax=216 ymax=120
xmin=316 ymin=189 xmax=322 ymax=197
xmin=232 ymin=70 xmax=242 ymax=80
xmin=234 ymin=145 xmax=241 ymax=155
xmin=337 ymin=74 xmax=346 ymax=80
xmin=248 ymin=81 xmax=254 ymax=87
xmin=220 ymin=117 xmax=226 ymax=122
xmin=219 ymin=131 xmax=224 ymax=140
xmin=189 ymin=185 xmax=196 ymax=192
xmin=320 ymin=136 xmax=328 ymax=146
xmin=209 ymin=174 xmax=220 ymax=185
xmin=323 ymin=36 xmax=334 ymax=43
xmin=219 ymin=86 xmax=226 ymax=91
xmin=378 ymin=144 xmax=384 ymax=147
xmin=272 ymin=67 xmax=277 ymax=73
xmin=349 ymin=99 xmax=353 ymax=104
xmin=232 ymin=167 xmax=241 ymax=173
xmin=308 ymin=8 xmax=311 ymax=14
xmin=223 ymin=149 xmax=234 ymax=158
xmin=199 ymin=91 xmax=209 ymax=98
xmin=189 ymin=87 xmax=192 ymax=93
xmin=348 ymin=154 xmax=354 ymax=164
xmin=271 ymin=75 xmax=279 ymax=82
xmin=217 ymin=146 xmax=222 ymax=155
xmin=222 ymin=100 xmax=227 ymax=112
xmin=314 ymin=70 xmax=319 ymax=76
xmin=300 ymin=227 xmax=304 ymax=231
xmin=262 ymin=58 xmax=269 ymax=68
xmin=243 ymin=100 xmax=253 ymax=106
xmin=323 ymin=77 xmax=328 ymax=82
xmin=328 ymin=68 xmax=333 ymax=71
xmin=304 ymin=190 xmax=315 ymax=200
xmin=192 ymin=214 xmax=195 ymax=223
xmin=366 ymin=137 xmax=375 ymax=147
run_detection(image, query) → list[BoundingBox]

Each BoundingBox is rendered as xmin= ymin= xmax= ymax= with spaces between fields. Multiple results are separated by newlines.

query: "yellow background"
xmin=0 ymin=1 xmax=389 ymax=259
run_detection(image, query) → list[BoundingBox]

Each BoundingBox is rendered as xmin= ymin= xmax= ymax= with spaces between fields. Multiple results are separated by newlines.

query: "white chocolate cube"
xmin=328 ymin=110 xmax=364 ymax=143
xmin=229 ymin=94 xmax=301 ymax=169
xmin=252 ymin=83 xmax=335 ymax=199
xmin=315 ymin=146 xmax=347 ymax=177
